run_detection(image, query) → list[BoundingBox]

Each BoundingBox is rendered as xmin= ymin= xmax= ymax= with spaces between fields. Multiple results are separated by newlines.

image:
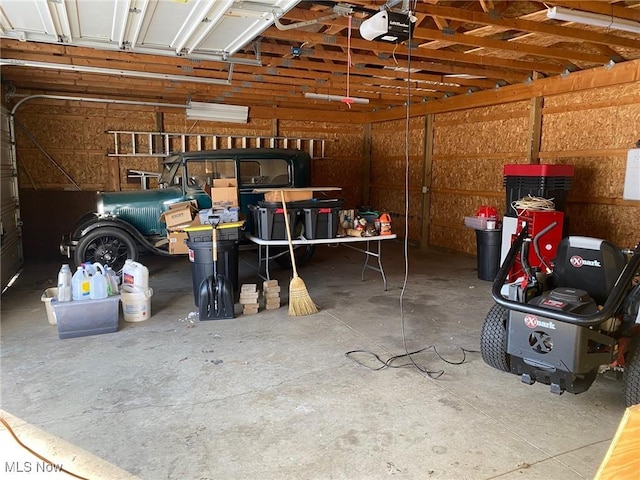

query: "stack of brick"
xmin=240 ymin=284 xmax=259 ymax=315
xmin=263 ymin=279 xmax=281 ymax=310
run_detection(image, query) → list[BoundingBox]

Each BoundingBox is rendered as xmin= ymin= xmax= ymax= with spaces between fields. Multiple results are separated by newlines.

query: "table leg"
xmin=265 ymin=244 xmax=271 ymax=280
xmin=355 ymin=239 xmax=388 ymax=291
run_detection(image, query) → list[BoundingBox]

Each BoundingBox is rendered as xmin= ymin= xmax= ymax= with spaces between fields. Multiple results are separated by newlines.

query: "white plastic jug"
xmin=72 ymin=266 xmax=90 ymax=301
xmin=122 ymin=259 xmax=149 ymax=293
xmin=105 ymin=266 xmax=119 ymax=296
xmin=57 ymin=264 xmax=72 ymax=302
xmin=90 ymin=264 xmax=108 ymax=299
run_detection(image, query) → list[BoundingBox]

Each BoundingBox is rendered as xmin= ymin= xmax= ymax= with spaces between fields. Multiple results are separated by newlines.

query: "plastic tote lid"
xmin=476 ymin=206 xmax=498 ymax=219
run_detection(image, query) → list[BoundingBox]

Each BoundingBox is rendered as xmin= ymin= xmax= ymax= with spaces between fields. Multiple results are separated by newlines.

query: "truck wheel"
xmin=74 ymin=227 xmax=137 ymax=274
xmin=274 ymin=245 xmax=316 ymax=268
xmin=623 ymin=335 xmax=640 ymax=407
xmin=480 ymin=303 xmax=511 ymax=372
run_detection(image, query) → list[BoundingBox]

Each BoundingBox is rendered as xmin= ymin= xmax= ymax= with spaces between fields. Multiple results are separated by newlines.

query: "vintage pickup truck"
xmin=60 ymin=148 xmax=314 ymax=272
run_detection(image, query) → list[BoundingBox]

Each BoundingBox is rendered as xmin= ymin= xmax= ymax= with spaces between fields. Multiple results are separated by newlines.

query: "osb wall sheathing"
xmin=279 ymin=120 xmax=364 ymax=208
xmin=540 ymin=83 xmax=640 ymax=248
xmin=14 ymin=101 xmax=157 ymax=191
xmin=369 ymin=117 xmax=424 ymax=242
xmin=430 ymin=102 xmax=530 ymax=254
xmin=12 ymin=102 xmax=364 ymax=197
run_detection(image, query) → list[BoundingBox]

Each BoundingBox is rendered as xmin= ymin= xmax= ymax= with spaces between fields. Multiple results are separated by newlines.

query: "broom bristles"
xmin=288 ymin=275 xmax=319 ymax=316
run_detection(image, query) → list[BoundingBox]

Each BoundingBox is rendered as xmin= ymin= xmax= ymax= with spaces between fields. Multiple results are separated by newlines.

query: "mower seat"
xmin=553 ymin=236 xmax=627 ymax=306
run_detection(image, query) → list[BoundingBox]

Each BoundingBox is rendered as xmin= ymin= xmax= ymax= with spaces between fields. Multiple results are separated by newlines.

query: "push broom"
xmin=280 ymin=190 xmax=318 ymax=316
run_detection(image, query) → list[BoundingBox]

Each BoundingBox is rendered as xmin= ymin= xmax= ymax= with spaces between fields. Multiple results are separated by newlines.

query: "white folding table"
xmin=246 ymin=234 xmax=397 ymax=291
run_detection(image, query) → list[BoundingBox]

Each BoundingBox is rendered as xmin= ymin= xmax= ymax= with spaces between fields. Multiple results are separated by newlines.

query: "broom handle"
xmin=280 ymin=190 xmax=299 ymax=278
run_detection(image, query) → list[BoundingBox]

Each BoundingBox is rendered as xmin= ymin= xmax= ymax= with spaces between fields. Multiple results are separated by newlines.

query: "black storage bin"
xmin=503 ymin=164 xmax=573 ymax=217
xmin=186 ymin=239 xmax=239 ymax=307
xmin=248 ymin=204 xmax=302 ymax=240
xmin=303 ymin=207 xmax=340 ymax=239
xmin=475 ymin=229 xmax=502 ymax=281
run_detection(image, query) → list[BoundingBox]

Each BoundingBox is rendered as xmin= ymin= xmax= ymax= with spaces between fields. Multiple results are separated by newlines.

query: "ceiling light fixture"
xmin=304 ymin=92 xmax=369 ymax=105
xmin=547 ymin=6 xmax=640 ymax=34
xmin=185 ymin=102 xmax=249 ymax=123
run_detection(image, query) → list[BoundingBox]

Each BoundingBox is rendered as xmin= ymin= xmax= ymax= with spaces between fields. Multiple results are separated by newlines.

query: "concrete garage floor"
xmin=0 ymin=241 xmax=627 ymax=479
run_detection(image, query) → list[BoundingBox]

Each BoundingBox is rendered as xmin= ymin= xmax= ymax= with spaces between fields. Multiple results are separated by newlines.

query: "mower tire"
xmin=480 ymin=303 xmax=511 ymax=373
xmin=623 ymin=334 xmax=640 ymax=407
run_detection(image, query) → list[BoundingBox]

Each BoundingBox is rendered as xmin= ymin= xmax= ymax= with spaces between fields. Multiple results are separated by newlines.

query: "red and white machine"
xmin=506 ymin=210 xmax=564 ymax=282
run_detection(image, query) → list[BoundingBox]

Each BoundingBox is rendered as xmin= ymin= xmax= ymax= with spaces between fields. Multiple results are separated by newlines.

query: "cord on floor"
xmin=0 ymin=416 xmax=90 ymax=480
xmin=345 ymin=346 xmax=480 ymax=378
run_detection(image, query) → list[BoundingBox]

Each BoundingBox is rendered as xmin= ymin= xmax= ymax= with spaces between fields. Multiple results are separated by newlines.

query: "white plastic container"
xmin=90 ymin=264 xmax=108 ymax=300
xmin=41 ymin=287 xmax=58 ymax=325
xmin=56 ymin=264 xmax=72 ymax=302
xmin=121 ymin=288 xmax=153 ymax=322
xmin=122 ymin=260 xmax=149 ymax=293
xmin=72 ymin=266 xmax=90 ymax=301
xmin=105 ymin=266 xmax=119 ymax=296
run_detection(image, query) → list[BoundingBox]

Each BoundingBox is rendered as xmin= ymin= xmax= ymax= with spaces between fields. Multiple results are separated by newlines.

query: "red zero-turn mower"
xmin=480 ymin=221 xmax=640 ymax=406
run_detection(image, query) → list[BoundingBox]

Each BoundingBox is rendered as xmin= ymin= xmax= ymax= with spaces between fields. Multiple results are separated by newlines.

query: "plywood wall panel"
xmin=431 ymin=155 xmax=527 ymax=200
xmin=543 ymin=83 xmax=640 ymax=108
xmin=565 ymin=203 xmax=640 ymax=249
xmin=542 ymin=103 xmax=640 ymax=152
xmin=429 ymin=101 xmax=530 ymax=251
xmin=540 ymin=83 xmax=640 ymax=249
xmin=369 ymin=118 xmax=424 ymax=241
xmin=368 ymin=188 xmax=421 ymax=238
xmin=433 ymin=117 xmax=529 ymax=157
xmin=370 ymin=155 xmax=423 ymax=188
xmin=437 ymin=101 xmax=530 ymax=125
xmin=542 ymin=156 xmax=627 ymax=199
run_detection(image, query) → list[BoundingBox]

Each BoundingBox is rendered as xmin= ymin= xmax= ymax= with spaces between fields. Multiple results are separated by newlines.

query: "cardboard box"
xmin=168 ymin=231 xmax=189 ymax=254
xmin=203 ymin=178 xmax=238 ymax=209
xmin=264 ymin=190 xmax=313 ymax=203
xmin=160 ymin=201 xmax=196 ymax=229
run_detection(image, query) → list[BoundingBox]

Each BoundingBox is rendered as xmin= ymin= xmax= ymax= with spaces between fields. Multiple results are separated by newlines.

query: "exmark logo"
xmin=570 ymin=255 xmax=602 ymax=268
xmin=524 ymin=315 xmax=556 ymax=330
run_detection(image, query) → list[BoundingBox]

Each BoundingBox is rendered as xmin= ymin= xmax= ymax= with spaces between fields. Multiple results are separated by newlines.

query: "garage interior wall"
xmin=9 ymin=79 xmax=640 ymax=261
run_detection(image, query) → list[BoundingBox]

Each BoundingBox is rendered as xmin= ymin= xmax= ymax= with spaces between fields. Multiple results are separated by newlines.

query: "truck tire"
xmin=74 ymin=227 xmax=138 ymax=274
xmin=480 ymin=303 xmax=511 ymax=372
xmin=623 ymin=334 xmax=640 ymax=407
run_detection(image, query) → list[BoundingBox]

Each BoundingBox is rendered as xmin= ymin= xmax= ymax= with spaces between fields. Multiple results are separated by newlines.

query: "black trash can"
xmin=186 ymin=239 xmax=239 ymax=306
xmin=475 ymin=229 xmax=502 ymax=281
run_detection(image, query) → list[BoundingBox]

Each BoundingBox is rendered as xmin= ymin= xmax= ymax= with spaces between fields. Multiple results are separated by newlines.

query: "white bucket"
xmin=121 ymin=288 xmax=153 ymax=322
xmin=41 ymin=287 xmax=58 ymax=325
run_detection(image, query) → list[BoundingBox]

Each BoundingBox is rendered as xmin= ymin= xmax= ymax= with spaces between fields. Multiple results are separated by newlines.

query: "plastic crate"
xmin=303 ymin=207 xmax=340 ymax=239
xmin=504 ymin=164 xmax=574 ymax=216
xmin=52 ymin=295 xmax=120 ymax=339
xmin=464 ymin=216 xmax=488 ymax=230
xmin=249 ymin=205 xmax=301 ymax=240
